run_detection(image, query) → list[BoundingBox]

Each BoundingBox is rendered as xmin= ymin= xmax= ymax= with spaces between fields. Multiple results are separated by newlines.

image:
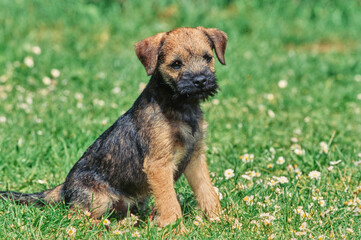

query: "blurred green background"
xmin=1 ymin=0 xmax=361 ymax=238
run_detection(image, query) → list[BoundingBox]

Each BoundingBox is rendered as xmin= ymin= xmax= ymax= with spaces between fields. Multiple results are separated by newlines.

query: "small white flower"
xmin=355 ymin=74 xmax=361 ymax=82
xmin=268 ymin=109 xmax=275 ymax=118
xmin=112 ymin=87 xmax=121 ymax=94
xmin=267 ymin=179 xmax=278 ymax=186
xmin=357 ymin=93 xmax=361 ymax=100
xmin=299 ymin=222 xmax=307 ymax=230
xmin=24 ymin=56 xmax=34 ymax=68
xmin=131 ymin=231 xmax=140 ymax=237
xmin=212 ymin=99 xmax=220 ymax=105
xmin=51 ymin=68 xmax=60 ymax=78
xmin=66 ymin=226 xmax=76 ymax=236
xmin=193 ymin=220 xmax=201 ymax=226
xmin=328 ymin=166 xmax=334 ymax=171
xmin=113 ymin=229 xmax=122 ymax=235
xmin=278 ymin=79 xmax=288 ymax=88
xmin=294 ymin=148 xmax=305 ymax=156
xmin=241 ymin=153 xmax=254 ymax=163
xmin=320 ymin=141 xmax=329 ymax=154
xmin=32 ymin=46 xmax=41 ymax=55
xmin=224 ymin=169 xmax=235 ymax=180
xmin=84 ymin=210 xmax=91 ymax=217
xmin=276 ymin=156 xmax=285 ymax=165
xmin=276 ymin=176 xmax=289 ymax=184
xmin=309 ymin=170 xmax=321 ymax=180
xmin=0 ymin=116 xmax=6 ymax=123
xmin=346 ymin=228 xmax=354 ymax=233
xmin=319 ymin=199 xmax=326 ymax=207
xmin=242 ymin=174 xmax=252 ymax=181
xmin=42 ymin=76 xmax=51 ymax=85
xmin=330 ymin=160 xmax=342 ymax=165
xmin=354 ymin=160 xmax=361 ymax=166
xmin=102 ymin=218 xmax=111 ymax=226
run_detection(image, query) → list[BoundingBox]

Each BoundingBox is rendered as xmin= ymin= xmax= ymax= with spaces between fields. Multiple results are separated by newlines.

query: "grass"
xmin=1 ymin=0 xmax=361 ymax=239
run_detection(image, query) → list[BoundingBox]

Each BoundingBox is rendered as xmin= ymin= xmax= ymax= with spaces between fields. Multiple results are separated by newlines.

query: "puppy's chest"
xmin=172 ymin=122 xmax=203 ymax=168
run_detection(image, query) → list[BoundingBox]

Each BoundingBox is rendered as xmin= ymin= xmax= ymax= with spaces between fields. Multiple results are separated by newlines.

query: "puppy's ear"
xmin=134 ymin=32 xmax=166 ymax=76
xmin=198 ymin=27 xmax=228 ymax=65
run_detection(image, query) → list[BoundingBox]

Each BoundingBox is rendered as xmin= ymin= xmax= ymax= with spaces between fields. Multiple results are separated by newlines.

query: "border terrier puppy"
xmin=0 ymin=27 xmax=227 ymax=227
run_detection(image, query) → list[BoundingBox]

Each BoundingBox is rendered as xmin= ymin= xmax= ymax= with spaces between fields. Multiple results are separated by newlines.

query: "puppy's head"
xmin=135 ymin=27 xmax=227 ymax=101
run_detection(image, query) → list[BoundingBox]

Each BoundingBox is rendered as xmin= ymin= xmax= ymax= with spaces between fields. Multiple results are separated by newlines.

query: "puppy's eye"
xmin=203 ymin=54 xmax=212 ymax=63
xmin=170 ymin=60 xmax=183 ymax=70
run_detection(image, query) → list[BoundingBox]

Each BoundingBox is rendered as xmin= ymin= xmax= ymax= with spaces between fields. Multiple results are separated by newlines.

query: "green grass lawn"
xmin=1 ymin=0 xmax=361 ymax=239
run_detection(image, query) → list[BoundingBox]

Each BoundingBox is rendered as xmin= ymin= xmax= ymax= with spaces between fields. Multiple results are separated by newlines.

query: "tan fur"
xmin=184 ymin=143 xmax=221 ymax=217
xmin=43 ymin=184 xmax=63 ymax=203
xmin=143 ymin=121 xmax=183 ymax=227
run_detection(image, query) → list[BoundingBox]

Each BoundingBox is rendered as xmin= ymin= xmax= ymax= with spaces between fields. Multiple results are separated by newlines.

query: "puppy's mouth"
xmin=173 ymin=70 xmax=219 ymax=101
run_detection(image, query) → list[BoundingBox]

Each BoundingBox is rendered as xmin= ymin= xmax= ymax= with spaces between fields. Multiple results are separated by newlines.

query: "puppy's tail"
xmin=0 ymin=184 xmax=63 ymax=206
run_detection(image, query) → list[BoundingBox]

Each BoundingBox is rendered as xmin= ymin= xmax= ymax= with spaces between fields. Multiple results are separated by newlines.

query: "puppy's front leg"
xmin=144 ymin=159 xmax=182 ymax=227
xmin=184 ymin=145 xmax=221 ymax=218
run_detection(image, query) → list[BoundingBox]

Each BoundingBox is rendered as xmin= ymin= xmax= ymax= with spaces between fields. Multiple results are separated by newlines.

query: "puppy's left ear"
xmin=134 ymin=32 xmax=166 ymax=76
xmin=198 ymin=27 xmax=228 ymax=65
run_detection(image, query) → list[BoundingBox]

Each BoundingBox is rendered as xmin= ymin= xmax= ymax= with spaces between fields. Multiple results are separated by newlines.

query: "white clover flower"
xmin=51 ymin=68 xmax=60 ymax=78
xmin=24 ymin=56 xmax=34 ymax=68
xmin=268 ymin=109 xmax=275 ymax=118
xmin=276 ymin=156 xmax=285 ymax=165
xmin=309 ymin=171 xmax=321 ymax=180
xmin=265 ymin=93 xmax=275 ymax=101
xmin=0 ymin=116 xmax=6 ymax=123
xmin=42 ymin=76 xmax=51 ymax=85
xmin=224 ymin=169 xmax=235 ymax=180
xmin=355 ymin=74 xmax=361 ymax=82
xmin=320 ymin=141 xmax=329 ymax=154
xmin=112 ymin=87 xmax=121 ymax=94
xmin=212 ymin=99 xmax=220 ymax=105
xmin=278 ymin=79 xmax=288 ymax=88
xmin=32 ymin=46 xmax=41 ymax=55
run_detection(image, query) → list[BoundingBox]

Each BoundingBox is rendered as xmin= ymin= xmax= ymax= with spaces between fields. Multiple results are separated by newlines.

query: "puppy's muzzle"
xmin=193 ymin=75 xmax=207 ymax=88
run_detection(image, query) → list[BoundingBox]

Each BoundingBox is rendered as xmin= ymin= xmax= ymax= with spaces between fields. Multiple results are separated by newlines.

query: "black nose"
xmin=193 ymin=75 xmax=207 ymax=88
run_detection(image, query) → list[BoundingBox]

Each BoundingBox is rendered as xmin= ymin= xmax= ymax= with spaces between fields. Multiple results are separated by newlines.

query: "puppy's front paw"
xmin=156 ymin=214 xmax=179 ymax=228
